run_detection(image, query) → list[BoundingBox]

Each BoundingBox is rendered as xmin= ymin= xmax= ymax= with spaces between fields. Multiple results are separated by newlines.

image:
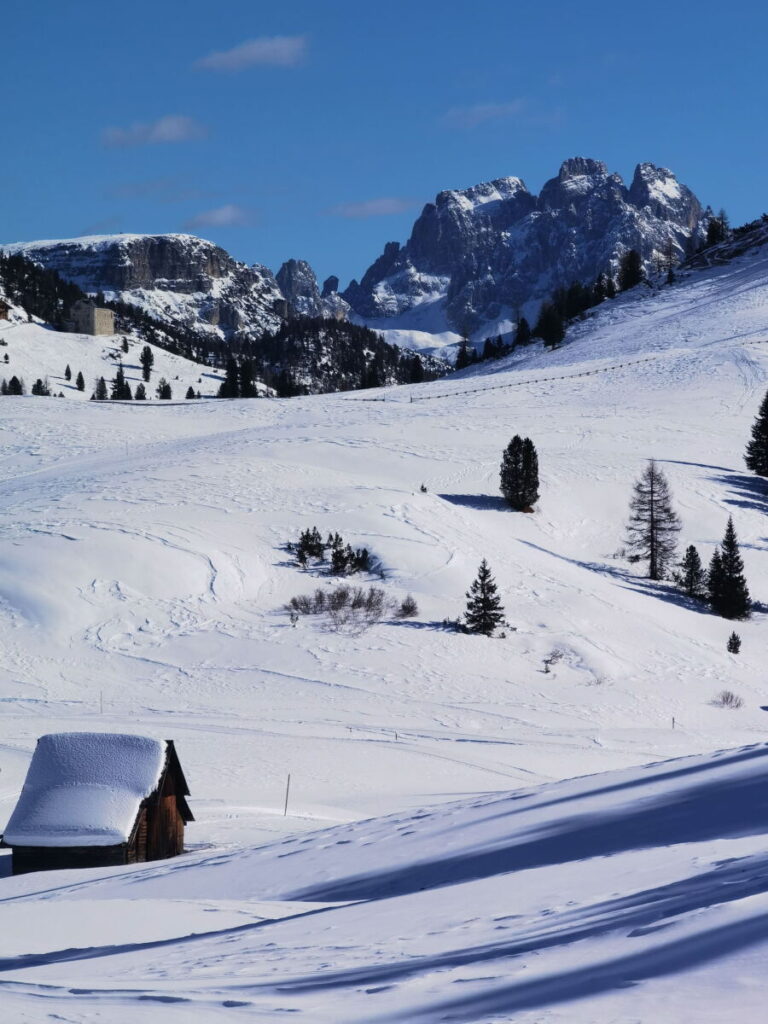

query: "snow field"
xmin=0 ymin=241 xmax=767 ymax=1018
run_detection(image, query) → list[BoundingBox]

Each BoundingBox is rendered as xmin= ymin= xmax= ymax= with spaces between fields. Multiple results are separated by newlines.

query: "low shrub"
xmin=713 ymin=689 xmax=743 ymax=709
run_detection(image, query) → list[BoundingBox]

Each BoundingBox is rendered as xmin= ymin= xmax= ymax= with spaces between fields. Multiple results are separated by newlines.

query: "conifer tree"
xmin=464 ymin=559 xmax=505 ymax=636
xmin=134 ymin=382 xmax=146 ymax=400
xmin=605 ymin=276 xmax=617 ymax=299
xmin=156 ymin=378 xmax=172 ymax=400
xmin=500 ymin=436 xmax=539 ymax=511
xmin=64 ymin=364 xmax=72 ymax=381
xmin=710 ymin=517 xmax=751 ymax=619
xmin=75 ymin=370 xmax=85 ymax=391
xmin=218 ymin=357 xmax=240 ymax=398
xmin=8 ymin=376 xmax=24 ymax=395
xmin=727 ymin=631 xmax=741 ymax=654
xmin=745 ymin=388 xmax=768 ymax=476
xmin=618 ymin=249 xmax=644 ymax=291
xmin=534 ymin=303 xmax=565 ymax=349
xmin=707 ymin=547 xmax=724 ymax=611
xmin=185 ymin=386 xmax=196 ymax=399
xmin=110 ymin=363 xmax=131 ymax=400
xmin=625 ymin=460 xmax=681 ymax=579
xmin=455 ymin=338 xmax=475 ymax=370
xmin=94 ymin=376 xmax=108 ymax=401
xmin=515 ymin=317 xmax=532 ymax=347
xmin=674 ymin=545 xmax=707 ymax=599
xmin=139 ymin=345 xmax=154 ymax=382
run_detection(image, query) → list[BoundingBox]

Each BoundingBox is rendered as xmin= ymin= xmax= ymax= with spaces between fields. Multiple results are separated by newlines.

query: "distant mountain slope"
xmin=345 ymin=157 xmax=709 ymax=340
xmin=2 ymin=233 xmax=286 ymax=340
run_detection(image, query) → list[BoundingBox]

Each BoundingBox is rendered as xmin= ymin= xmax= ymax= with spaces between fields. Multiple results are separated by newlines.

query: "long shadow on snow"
xmin=439 ymin=494 xmax=509 ymax=512
xmin=709 ymin=472 xmax=768 ymax=517
xmin=395 ymin=911 xmax=768 ymax=1022
xmin=289 ymin=750 xmax=768 ymax=902
xmin=517 ymin=540 xmax=714 ymax=614
xmin=268 ymin=853 xmax=768 ymax=994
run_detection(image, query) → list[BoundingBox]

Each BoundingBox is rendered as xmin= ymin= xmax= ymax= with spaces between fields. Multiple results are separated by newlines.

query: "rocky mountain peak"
xmin=276 ymin=258 xmax=350 ymax=320
xmin=558 ymin=157 xmax=608 ymax=181
xmin=343 ymin=157 xmax=708 ymax=335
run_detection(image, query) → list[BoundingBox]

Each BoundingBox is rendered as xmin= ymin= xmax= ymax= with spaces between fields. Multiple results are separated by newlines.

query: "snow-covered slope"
xmin=2 ymin=746 xmax=768 ymax=1021
xmin=0 ymin=308 xmax=226 ymax=398
xmin=346 ymin=157 xmax=708 ymax=347
xmin=0 ymin=238 xmax=768 ymax=1020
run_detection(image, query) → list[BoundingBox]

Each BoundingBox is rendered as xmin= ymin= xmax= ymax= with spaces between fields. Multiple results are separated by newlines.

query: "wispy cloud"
xmin=194 ymin=35 xmax=306 ymax=71
xmin=441 ymin=99 xmax=527 ymax=129
xmin=183 ymin=204 xmax=253 ymax=229
xmin=329 ymin=197 xmax=417 ymax=219
xmin=102 ymin=115 xmax=207 ymax=147
xmin=78 ymin=216 xmax=122 ymax=236
xmin=106 ymin=178 xmax=215 ymax=203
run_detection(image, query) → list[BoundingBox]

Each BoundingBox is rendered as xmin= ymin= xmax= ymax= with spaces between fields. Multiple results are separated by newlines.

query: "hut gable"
xmin=3 ymin=733 xmax=192 ymax=874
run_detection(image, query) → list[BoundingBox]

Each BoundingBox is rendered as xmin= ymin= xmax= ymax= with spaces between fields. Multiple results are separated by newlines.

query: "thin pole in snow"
xmin=283 ymin=773 xmax=291 ymax=816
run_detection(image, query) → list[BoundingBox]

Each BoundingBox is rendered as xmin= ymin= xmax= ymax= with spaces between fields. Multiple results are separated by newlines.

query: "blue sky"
xmin=3 ymin=0 xmax=766 ymax=285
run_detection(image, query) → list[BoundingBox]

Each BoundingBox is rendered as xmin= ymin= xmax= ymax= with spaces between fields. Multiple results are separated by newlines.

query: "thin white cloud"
xmin=194 ymin=35 xmax=306 ymax=71
xmin=183 ymin=204 xmax=252 ymax=229
xmin=442 ymin=99 xmax=527 ymax=129
xmin=330 ymin=197 xmax=416 ymax=219
xmin=103 ymin=115 xmax=207 ymax=147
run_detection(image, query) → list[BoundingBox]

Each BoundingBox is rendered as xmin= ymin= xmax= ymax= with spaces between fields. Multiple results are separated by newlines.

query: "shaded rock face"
xmin=344 ymin=159 xmax=708 ymax=332
xmin=276 ymin=259 xmax=350 ymax=320
xmin=4 ymin=234 xmax=285 ymax=338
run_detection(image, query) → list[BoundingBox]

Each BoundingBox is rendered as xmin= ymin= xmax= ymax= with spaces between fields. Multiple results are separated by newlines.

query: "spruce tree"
xmin=94 ymin=376 xmax=108 ymax=401
xmin=111 ymin=363 xmax=131 ymax=400
xmin=625 ymin=461 xmax=681 ymax=579
xmin=218 ymin=357 xmax=240 ymax=398
xmin=534 ymin=303 xmax=565 ymax=349
xmin=464 ymin=560 xmax=505 ymax=636
xmin=727 ymin=631 xmax=741 ymax=654
xmin=64 ymin=364 xmax=72 ymax=381
xmin=156 ymin=378 xmax=172 ymax=400
xmin=745 ymin=388 xmax=768 ymax=476
xmin=500 ymin=435 xmax=539 ymax=511
xmin=618 ymin=249 xmax=644 ymax=291
xmin=674 ymin=545 xmax=707 ymax=599
xmin=707 ymin=547 xmax=725 ymax=612
xmin=139 ymin=345 xmax=154 ymax=382
xmin=75 ymin=370 xmax=85 ymax=391
xmin=711 ymin=517 xmax=751 ymax=619
xmin=185 ymin=386 xmax=196 ymax=399
xmin=515 ymin=317 xmax=532 ymax=347
xmin=7 ymin=376 xmax=24 ymax=395
xmin=134 ymin=382 xmax=146 ymax=400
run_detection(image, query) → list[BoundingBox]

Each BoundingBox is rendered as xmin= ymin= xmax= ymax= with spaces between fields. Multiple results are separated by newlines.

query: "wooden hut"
xmin=0 ymin=298 xmax=10 ymax=321
xmin=2 ymin=733 xmax=193 ymax=875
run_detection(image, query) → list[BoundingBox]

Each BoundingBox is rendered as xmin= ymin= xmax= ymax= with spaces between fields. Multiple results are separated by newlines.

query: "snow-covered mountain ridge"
xmin=5 ymin=157 xmax=710 ymax=357
xmin=346 ymin=157 xmax=708 ymax=345
xmin=2 ymin=233 xmax=286 ymax=340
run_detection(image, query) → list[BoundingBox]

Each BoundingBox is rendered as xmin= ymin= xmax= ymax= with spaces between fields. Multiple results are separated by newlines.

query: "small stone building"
xmin=0 ymin=299 xmax=10 ymax=321
xmin=71 ymin=298 xmax=115 ymax=336
xmin=2 ymin=733 xmax=193 ymax=875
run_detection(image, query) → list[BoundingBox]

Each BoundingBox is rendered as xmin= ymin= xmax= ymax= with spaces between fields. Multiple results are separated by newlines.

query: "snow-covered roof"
xmin=4 ymin=733 xmax=167 ymax=848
